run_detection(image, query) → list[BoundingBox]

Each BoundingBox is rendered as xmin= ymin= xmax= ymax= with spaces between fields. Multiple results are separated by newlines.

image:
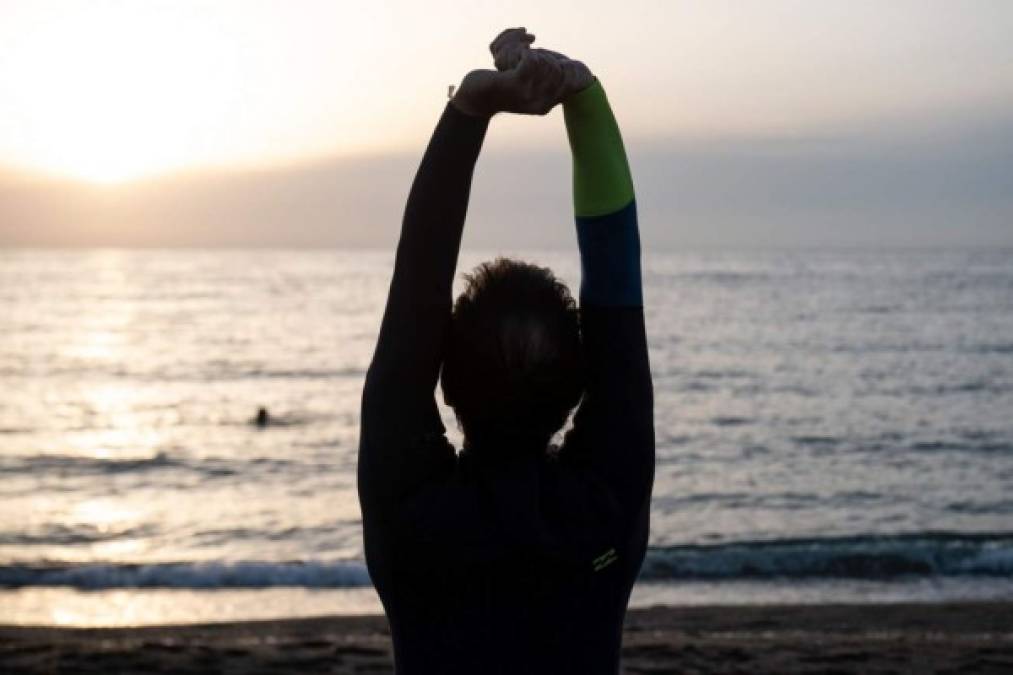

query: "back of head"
xmin=441 ymin=258 xmax=584 ymax=452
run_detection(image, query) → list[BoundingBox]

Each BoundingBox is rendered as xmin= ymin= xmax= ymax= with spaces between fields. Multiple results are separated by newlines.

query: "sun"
xmin=3 ymin=4 xmax=241 ymax=184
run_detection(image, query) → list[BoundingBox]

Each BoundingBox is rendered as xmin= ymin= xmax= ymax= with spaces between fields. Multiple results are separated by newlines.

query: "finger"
xmin=491 ymin=29 xmax=535 ymax=71
xmin=534 ymin=53 xmax=564 ymax=87
xmin=495 ymin=43 xmax=532 ymax=72
xmin=526 ymin=48 xmax=556 ymax=74
xmin=519 ymin=50 xmax=550 ymax=86
xmin=490 ymin=27 xmax=524 ymax=52
xmin=543 ymin=66 xmax=566 ymax=101
xmin=492 ymin=38 xmax=533 ymax=67
xmin=490 ymin=27 xmax=532 ymax=55
xmin=527 ymin=57 xmax=565 ymax=110
xmin=529 ymin=49 xmax=562 ymax=83
xmin=533 ymin=47 xmax=569 ymax=62
xmin=515 ymin=47 xmax=539 ymax=79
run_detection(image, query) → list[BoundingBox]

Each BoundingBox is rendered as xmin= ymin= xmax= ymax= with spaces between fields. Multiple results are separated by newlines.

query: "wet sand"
xmin=2 ymin=602 xmax=1012 ymax=674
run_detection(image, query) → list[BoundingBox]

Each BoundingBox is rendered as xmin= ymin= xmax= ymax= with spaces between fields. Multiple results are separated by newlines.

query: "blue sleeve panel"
xmin=576 ymin=198 xmax=642 ymax=307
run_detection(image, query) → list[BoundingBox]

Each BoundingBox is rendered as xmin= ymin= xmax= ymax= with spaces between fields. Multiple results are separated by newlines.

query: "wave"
xmin=0 ymin=452 xmax=179 ymax=475
xmin=0 ymin=524 xmax=158 ymax=546
xmin=204 ymin=367 xmax=366 ymax=382
xmin=0 ymin=365 xmax=365 ymax=382
xmin=640 ymin=532 xmax=1013 ymax=581
xmin=0 ymin=560 xmax=371 ymax=589
xmin=3 ymin=533 xmax=1012 ymax=589
xmin=909 ymin=440 xmax=1013 ymax=453
xmin=710 ymin=416 xmax=752 ymax=427
xmin=0 ymin=453 xmax=318 ymax=479
xmin=792 ymin=435 xmax=840 ymax=446
xmin=965 ymin=343 xmax=1013 ymax=355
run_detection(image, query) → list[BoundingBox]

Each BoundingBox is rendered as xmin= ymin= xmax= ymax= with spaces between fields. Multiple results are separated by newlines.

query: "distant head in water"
xmin=441 ymin=258 xmax=584 ymax=453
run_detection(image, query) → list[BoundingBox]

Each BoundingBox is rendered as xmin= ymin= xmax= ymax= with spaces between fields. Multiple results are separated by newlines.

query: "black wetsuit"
xmin=358 ymin=80 xmax=654 ymax=674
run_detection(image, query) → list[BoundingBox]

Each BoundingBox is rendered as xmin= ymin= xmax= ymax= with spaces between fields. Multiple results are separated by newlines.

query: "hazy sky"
xmin=1 ymin=0 xmax=1011 ymax=247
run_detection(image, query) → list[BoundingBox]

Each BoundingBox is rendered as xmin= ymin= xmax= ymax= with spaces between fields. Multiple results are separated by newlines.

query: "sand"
xmin=2 ymin=602 xmax=1012 ymax=674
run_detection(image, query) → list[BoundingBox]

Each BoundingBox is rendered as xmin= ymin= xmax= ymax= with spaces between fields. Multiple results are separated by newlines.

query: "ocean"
xmin=1 ymin=248 xmax=1012 ymax=626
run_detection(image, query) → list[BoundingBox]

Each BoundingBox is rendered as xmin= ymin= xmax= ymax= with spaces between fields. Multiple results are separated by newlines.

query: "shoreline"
xmin=3 ymin=602 xmax=1012 ymax=673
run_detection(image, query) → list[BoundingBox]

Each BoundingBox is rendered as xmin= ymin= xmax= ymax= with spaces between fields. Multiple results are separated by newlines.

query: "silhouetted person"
xmin=255 ymin=407 xmax=269 ymax=428
xmin=358 ymin=28 xmax=653 ymax=674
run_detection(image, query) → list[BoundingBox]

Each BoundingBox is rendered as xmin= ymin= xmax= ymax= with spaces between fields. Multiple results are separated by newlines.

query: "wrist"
xmin=450 ymin=94 xmax=492 ymax=118
xmin=563 ymin=76 xmax=600 ymax=105
xmin=450 ymin=70 xmax=500 ymax=118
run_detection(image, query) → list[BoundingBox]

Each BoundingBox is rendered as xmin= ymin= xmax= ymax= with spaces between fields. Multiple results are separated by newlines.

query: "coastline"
xmin=3 ymin=602 xmax=1011 ymax=673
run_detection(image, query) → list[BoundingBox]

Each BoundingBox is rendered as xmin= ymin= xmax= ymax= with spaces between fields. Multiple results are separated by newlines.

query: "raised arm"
xmin=357 ymin=98 xmax=488 ymax=513
xmin=486 ymin=29 xmax=654 ymax=523
xmin=562 ymin=76 xmax=654 ymax=524
xmin=358 ymin=50 xmax=574 ymax=516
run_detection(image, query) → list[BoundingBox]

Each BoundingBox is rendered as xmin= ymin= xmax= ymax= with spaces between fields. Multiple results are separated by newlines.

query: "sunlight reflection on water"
xmin=1 ymin=248 xmax=1012 ymax=625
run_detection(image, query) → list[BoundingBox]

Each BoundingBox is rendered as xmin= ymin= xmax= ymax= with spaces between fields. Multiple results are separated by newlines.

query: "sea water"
xmin=1 ymin=248 xmax=1011 ymax=626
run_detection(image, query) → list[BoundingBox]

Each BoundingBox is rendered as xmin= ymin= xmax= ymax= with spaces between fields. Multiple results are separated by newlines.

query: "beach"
xmin=3 ymin=602 xmax=1012 ymax=674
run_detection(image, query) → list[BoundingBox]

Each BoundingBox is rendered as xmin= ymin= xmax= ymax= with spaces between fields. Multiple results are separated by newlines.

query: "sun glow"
xmin=3 ymin=4 xmax=242 ymax=183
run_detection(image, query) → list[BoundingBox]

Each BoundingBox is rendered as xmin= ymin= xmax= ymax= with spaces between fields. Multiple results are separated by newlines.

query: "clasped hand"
xmin=451 ymin=28 xmax=594 ymax=117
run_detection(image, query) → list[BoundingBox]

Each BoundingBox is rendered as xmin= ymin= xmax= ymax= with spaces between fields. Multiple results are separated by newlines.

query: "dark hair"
xmin=441 ymin=258 xmax=584 ymax=450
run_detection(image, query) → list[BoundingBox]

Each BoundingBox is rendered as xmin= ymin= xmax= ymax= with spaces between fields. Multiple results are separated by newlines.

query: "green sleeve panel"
xmin=563 ymin=78 xmax=635 ymax=218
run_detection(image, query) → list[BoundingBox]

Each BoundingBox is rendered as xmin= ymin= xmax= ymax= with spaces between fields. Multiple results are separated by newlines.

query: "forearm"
xmin=563 ymin=79 xmax=642 ymax=308
xmin=366 ymin=102 xmax=490 ymax=413
xmin=562 ymin=79 xmax=653 ymax=517
xmin=394 ymin=101 xmax=488 ymax=306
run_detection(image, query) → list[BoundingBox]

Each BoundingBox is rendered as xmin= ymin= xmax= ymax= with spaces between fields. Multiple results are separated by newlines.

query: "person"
xmin=358 ymin=28 xmax=654 ymax=674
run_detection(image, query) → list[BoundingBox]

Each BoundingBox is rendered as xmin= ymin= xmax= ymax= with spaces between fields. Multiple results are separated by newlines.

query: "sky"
xmin=0 ymin=0 xmax=1011 ymax=248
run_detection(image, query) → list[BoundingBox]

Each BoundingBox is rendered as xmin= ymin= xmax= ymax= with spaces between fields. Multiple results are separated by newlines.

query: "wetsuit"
xmin=358 ymin=79 xmax=654 ymax=674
